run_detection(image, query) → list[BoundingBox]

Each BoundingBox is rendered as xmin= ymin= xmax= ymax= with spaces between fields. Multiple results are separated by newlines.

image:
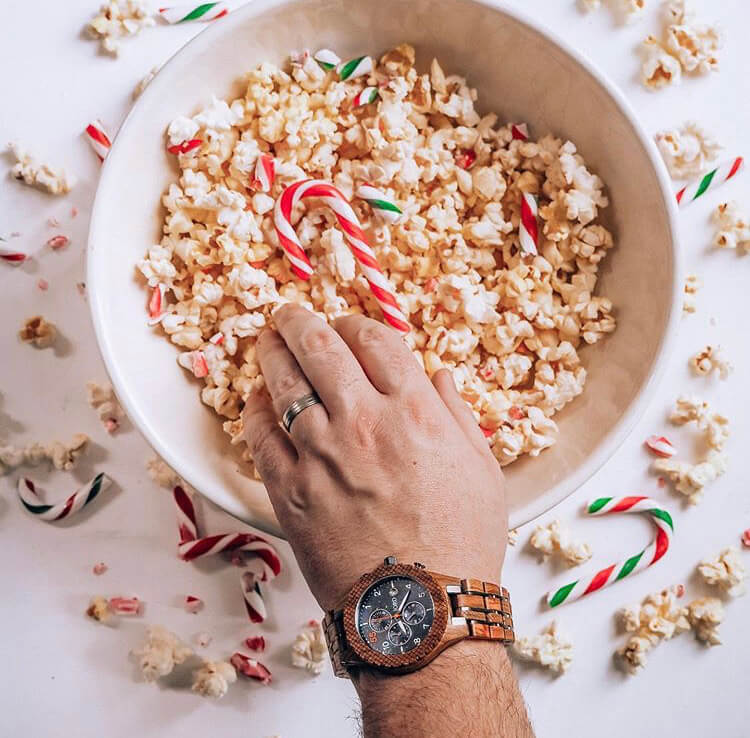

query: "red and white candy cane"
xmin=519 ymin=193 xmax=539 ymax=256
xmin=84 ymin=120 xmax=112 ymax=162
xmin=147 ymin=283 xmax=167 ymax=325
xmin=251 ymin=154 xmax=275 ymax=192
xmin=171 ymin=486 xmax=281 ymax=622
xmin=510 ymin=123 xmax=529 ymax=141
xmin=274 ymin=179 xmax=410 ymax=333
xmin=546 ymin=496 xmax=674 ymax=608
xmin=0 ymin=244 xmax=27 ymax=264
xmin=645 ymin=435 xmax=676 ymax=458
xmin=109 ymin=596 xmax=144 ymax=616
xmin=18 ymin=472 xmax=111 ymax=522
xmin=230 ymin=652 xmax=272 ymax=684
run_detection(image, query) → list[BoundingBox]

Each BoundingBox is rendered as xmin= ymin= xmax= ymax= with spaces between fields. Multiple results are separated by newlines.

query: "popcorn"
xmin=86 ymin=381 xmax=125 ymax=432
xmin=615 ymin=586 xmax=690 ymax=674
xmin=641 ymin=36 xmax=682 ymax=90
xmin=682 ymin=273 xmax=701 ymax=314
xmin=146 ymin=455 xmax=182 ymax=488
xmin=654 ymin=451 xmax=727 ymax=504
xmin=140 ymin=45 xmax=616 ymax=473
xmin=291 ymin=622 xmax=328 ymax=676
xmin=513 ymin=621 xmax=573 ymax=675
xmin=85 ymin=0 xmax=155 ymax=56
xmin=132 ymin=625 xmax=193 ymax=682
xmin=19 ymin=316 xmax=57 ymax=349
xmin=507 ymin=528 xmax=519 ymax=546
xmin=655 ymin=122 xmax=721 ymax=179
xmin=0 ymin=433 xmax=89 ymax=475
xmin=86 ymin=596 xmax=112 ymax=623
xmin=712 ymin=202 xmax=750 ymax=254
xmin=7 ymin=143 xmax=76 ymax=195
xmin=192 ymin=660 xmax=237 ymax=698
xmin=669 ymin=395 xmax=729 ymax=451
xmin=529 ymin=519 xmax=592 ymax=567
xmin=686 ymin=597 xmax=724 ymax=645
xmin=133 ymin=66 xmax=159 ymax=99
xmin=689 ymin=345 xmax=733 ymax=380
xmin=697 ymin=547 xmax=747 ymax=597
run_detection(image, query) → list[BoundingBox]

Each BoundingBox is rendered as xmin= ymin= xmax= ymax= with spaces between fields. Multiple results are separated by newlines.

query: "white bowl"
xmin=88 ymin=0 xmax=681 ymax=538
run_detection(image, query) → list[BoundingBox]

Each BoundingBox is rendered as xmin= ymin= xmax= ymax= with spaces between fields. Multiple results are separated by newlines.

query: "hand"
xmin=241 ymin=303 xmax=508 ymax=611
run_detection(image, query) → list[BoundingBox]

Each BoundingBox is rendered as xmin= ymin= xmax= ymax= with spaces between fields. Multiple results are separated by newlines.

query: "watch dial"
xmin=355 ymin=576 xmax=435 ymax=655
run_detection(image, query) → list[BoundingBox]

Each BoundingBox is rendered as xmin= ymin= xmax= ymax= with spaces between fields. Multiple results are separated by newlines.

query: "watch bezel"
xmin=342 ymin=562 xmax=449 ymax=670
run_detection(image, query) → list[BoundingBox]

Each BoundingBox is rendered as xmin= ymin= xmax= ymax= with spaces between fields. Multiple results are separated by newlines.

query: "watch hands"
xmin=396 ymin=589 xmax=410 ymax=614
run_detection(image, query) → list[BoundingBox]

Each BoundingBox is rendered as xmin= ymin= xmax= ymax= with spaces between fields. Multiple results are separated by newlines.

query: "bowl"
xmin=88 ymin=0 xmax=681 ymax=538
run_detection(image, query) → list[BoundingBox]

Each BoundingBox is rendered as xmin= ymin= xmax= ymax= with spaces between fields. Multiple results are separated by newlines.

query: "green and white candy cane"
xmin=314 ymin=49 xmax=373 ymax=81
xmin=546 ymin=496 xmax=674 ymax=608
xmin=18 ymin=472 xmax=112 ymax=522
xmin=158 ymin=2 xmax=229 ymax=24
xmin=355 ymin=184 xmax=403 ymax=224
xmin=313 ymin=49 xmax=341 ymax=71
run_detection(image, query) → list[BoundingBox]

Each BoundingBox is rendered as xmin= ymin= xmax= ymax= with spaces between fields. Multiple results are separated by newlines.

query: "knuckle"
xmin=403 ymin=393 xmax=444 ymax=438
xmin=355 ymin=321 xmax=389 ymax=347
xmin=299 ymin=325 xmax=337 ymax=355
xmin=348 ymin=403 xmax=386 ymax=450
xmin=273 ymin=367 xmax=304 ymax=396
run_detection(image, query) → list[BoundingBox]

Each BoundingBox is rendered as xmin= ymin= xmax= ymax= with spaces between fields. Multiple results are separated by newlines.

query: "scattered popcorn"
xmin=185 ymin=595 xmax=204 ymax=614
xmin=686 ymin=597 xmax=724 ymax=645
xmin=146 ymin=455 xmax=182 ymax=488
xmin=682 ymin=273 xmax=700 ymax=314
xmin=87 ymin=380 xmax=125 ymax=432
xmin=0 ymin=433 xmax=89 ymax=475
xmin=86 ymin=595 xmax=112 ymax=623
xmin=141 ymin=45 xmax=616 ymax=473
xmin=133 ymin=625 xmax=193 ymax=682
xmin=85 ymin=0 xmax=155 ymax=56
xmin=507 ymin=528 xmax=519 ymax=546
xmin=192 ymin=660 xmax=237 ymax=698
xmin=133 ymin=65 xmax=159 ymax=99
xmin=230 ymin=652 xmax=273 ymax=684
xmin=529 ymin=519 xmax=592 ymax=567
xmin=712 ymin=202 xmax=750 ymax=254
xmin=513 ymin=621 xmax=573 ymax=675
xmin=615 ymin=585 xmax=689 ymax=674
xmin=580 ymin=0 xmax=602 ymax=9
xmin=291 ymin=621 xmax=328 ymax=676
xmin=689 ymin=345 xmax=733 ymax=380
xmin=654 ymin=450 xmax=727 ymax=504
xmin=697 ymin=547 xmax=747 ymax=597
xmin=641 ymin=36 xmax=681 ymax=90
xmin=655 ymin=122 xmax=721 ymax=179
xmin=617 ymin=0 xmax=646 ymax=23
xmin=7 ymin=143 xmax=76 ymax=195
xmin=669 ymin=395 xmax=729 ymax=451
xmin=19 ymin=315 xmax=57 ymax=348
xmin=93 ymin=562 xmax=108 ymax=575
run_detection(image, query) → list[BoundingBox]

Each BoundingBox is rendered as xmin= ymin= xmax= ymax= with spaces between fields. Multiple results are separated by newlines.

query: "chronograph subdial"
xmin=368 ymin=608 xmax=393 ymax=632
xmin=402 ymin=601 xmax=426 ymax=625
xmin=387 ymin=620 xmax=413 ymax=646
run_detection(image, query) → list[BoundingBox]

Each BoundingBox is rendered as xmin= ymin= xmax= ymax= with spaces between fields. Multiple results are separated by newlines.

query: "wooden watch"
xmin=322 ymin=556 xmax=514 ymax=678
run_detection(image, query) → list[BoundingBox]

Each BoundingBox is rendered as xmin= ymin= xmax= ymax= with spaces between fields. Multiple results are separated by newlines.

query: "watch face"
xmin=355 ymin=576 xmax=435 ymax=655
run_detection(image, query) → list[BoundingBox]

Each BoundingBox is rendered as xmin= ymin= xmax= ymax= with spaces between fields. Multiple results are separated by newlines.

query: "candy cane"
xmin=355 ymin=183 xmax=403 ymax=223
xmin=353 ymin=87 xmax=379 ymax=107
xmin=0 ymin=245 xmax=27 ymax=264
xmin=241 ymin=562 xmax=269 ymax=623
xmin=546 ymin=496 xmax=674 ymax=608
xmin=337 ymin=56 xmax=373 ymax=81
xmin=676 ymin=157 xmax=744 ymax=208
xmin=147 ymin=283 xmax=167 ymax=325
xmin=230 ymin=652 xmax=272 ymax=683
xmin=173 ymin=484 xmax=198 ymax=543
xmin=645 ymin=435 xmax=676 ymax=458
xmin=511 ymin=123 xmax=529 ymax=141
xmin=251 ymin=154 xmax=275 ymax=192
xmin=84 ymin=120 xmax=112 ymax=162
xmin=275 ymin=179 xmax=410 ymax=333
xmin=158 ymin=2 xmax=229 ymax=23
xmin=313 ymin=48 xmax=341 ymax=71
xmin=18 ymin=473 xmax=111 ymax=522
xmin=519 ymin=193 xmax=539 ymax=256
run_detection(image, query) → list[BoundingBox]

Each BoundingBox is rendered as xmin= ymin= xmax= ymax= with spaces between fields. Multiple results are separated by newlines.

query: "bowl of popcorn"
xmin=88 ymin=0 xmax=681 ymax=537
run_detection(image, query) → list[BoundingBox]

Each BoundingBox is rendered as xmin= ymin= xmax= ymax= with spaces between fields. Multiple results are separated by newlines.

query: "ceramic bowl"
xmin=88 ymin=0 xmax=681 ymax=537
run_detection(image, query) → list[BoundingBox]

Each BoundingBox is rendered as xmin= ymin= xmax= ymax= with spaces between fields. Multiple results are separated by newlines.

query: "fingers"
xmin=241 ymin=389 xmax=297 ymax=492
xmin=256 ymin=328 xmax=329 ymax=441
xmin=334 ymin=313 xmax=429 ymax=395
xmin=432 ymin=369 xmax=489 ymax=449
xmin=272 ymin=304 xmax=375 ymax=413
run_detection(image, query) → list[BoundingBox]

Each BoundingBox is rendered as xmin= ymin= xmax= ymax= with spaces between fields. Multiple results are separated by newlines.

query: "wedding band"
xmin=281 ymin=392 xmax=322 ymax=433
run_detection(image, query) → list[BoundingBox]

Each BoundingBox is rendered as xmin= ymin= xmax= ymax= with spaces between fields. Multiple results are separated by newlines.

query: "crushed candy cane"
xmin=230 ymin=652 xmax=273 ymax=684
xmin=645 ymin=435 xmax=676 ymax=458
xmin=93 ymin=562 xmax=108 ymax=575
xmin=37 ymin=278 xmax=49 ymax=291
xmin=244 ymin=635 xmax=266 ymax=652
xmin=47 ymin=235 xmax=70 ymax=250
xmin=742 ymin=530 xmax=750 ymax=549
xmin=185 ymin=595 xmax=204 ymax=614
xmin=109 ymin=596 xmax=144 ymax=615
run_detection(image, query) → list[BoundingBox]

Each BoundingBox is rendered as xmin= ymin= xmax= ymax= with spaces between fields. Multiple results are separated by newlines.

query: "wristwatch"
xmin=322 ymin=556 xmax=514 ymax=677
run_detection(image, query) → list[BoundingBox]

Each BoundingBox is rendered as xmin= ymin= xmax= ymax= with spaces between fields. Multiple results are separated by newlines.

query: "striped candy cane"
xmin=546 ymin=496 xmax=674 ymax=608
xmin=84 ymin=120 xmax=112 ymax=162
xmin=337 ymin=56 xmax=373 ymax=81
xmin=1 ymin=245 xmax=27 ymax=264
xmin=676 ymin=156 xmax=744 ymax=208
xmin=519 ymin=193 xmax=539 ymax=256
xmin=352 ymin=87 xmax=379 ymax=107
xmin=313 ymin=48 xmax=341 ymax=71
xmin=158 ymin=2 xmax=229 ymax=23
xmin=511 ymin=123 xmax=529 ymax=141
xmin=18 ymin=473 xmax=111 ymax=522
xmin=274 ymin=179 xmax=410 ymax=332
xmin=355 ymin=183 xmax=403 ymax=223
xmin=241 ymin=561 xmax=270 ymax=623
xmin=251 ymin=154 xmax=275 ymax=192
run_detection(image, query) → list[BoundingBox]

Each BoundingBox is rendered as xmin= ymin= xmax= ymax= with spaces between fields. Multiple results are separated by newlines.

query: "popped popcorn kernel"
xmin=655 ymin=122 xmax=721 ymax=179
xmin=132 ymin=625 xmax=193 ymax=682
xmin=697 ymin=547 xmax=746 ymax=597
xmin=291 ymin=621 xmax=327 ymax=676
xmin=682 ymin=273 xmax=701 ymax=314
xmin=19 ymin=315 xmax=57 ymax=349
xmin=640 ymin=36 xmax=682 ymax=90
xmin=133 ymin=65 xmax=159 ymax=99
xmin=686 ymin=597 xmax=724 ymax=645
xmin=87 ymin=381 xmax=125 ymax=432
xmin=712 ymin=202 xmax=750 ymax=254
xmin=85 ymin=0 xmax=155 ymax=56
xmin=192 ymin=660 xmax=237 ymax=698
xmin=146 ymin=455 xmax=182 ymax=488
xmin=689 ymin=345 xmax=733 ymax=380
xmin=514 ymin=621 xmax=573 ymax=675
xmin=8 ymin=143 xmax=76 ymax=195
xmin=654 ymin=450 xmax=727 ymax=504
xmin=529 ymin=519 xmax=592 ymax=567
xmin=0 ymin=433 xmax=89 ymax=475
xmin=86 ymin=596 xmax=112 ymax=623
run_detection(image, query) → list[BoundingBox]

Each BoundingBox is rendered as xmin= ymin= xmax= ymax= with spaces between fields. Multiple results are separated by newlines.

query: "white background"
xmin=2 ymin=1 xmax=749 ymax=736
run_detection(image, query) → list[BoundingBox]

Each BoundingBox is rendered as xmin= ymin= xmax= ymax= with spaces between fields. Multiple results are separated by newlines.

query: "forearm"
xmin=353 ymin=640 xmax=534 ymax=738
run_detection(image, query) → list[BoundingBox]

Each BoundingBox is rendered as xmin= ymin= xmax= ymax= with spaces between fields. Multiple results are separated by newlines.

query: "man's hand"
xmin=241 ymin=303 xmax=507 ymax=610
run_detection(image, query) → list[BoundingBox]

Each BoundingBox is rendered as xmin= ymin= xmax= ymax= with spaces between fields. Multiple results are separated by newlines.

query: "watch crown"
xmin=413 ymin=562 xmax=425 ymax=569
xmin=384 ymin=555 xmax=397 ymax=566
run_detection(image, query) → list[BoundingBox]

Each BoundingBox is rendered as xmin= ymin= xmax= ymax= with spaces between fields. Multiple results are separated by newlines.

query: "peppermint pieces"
xmin=645 ymin=435 xmax=676 ymax=458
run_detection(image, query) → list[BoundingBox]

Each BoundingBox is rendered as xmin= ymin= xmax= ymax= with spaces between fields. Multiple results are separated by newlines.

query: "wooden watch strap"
xmin=450 ymin=578 xmax=515 ymax=644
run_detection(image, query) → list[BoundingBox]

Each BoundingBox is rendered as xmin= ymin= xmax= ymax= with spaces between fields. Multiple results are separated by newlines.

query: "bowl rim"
xmin=87 ymin=0 xmax=683 ymax=538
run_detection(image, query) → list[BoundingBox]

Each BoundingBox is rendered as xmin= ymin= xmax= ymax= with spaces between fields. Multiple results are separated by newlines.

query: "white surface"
xmin=1 ymin=1 xmax=749 ymax=737
xmin=87 ymin=0 xmax=682 ymax=543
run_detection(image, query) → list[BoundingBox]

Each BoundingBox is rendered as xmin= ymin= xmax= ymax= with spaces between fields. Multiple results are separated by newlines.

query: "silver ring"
xmin=281 ymin=392 xmax=322 ymax=433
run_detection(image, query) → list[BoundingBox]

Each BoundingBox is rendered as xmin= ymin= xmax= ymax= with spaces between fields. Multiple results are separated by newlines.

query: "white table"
xmin=2 ymin=1 xmax=748 ymax=736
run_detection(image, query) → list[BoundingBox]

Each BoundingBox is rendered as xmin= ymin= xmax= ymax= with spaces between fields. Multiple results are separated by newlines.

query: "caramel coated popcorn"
xmin=85 ymin=0 xmax=155 ymax=56
xmin=8 ymin=143 xmax=76 ymax=195
xmin=655 ymin=122 xmax=721 ymax=180
xmin=0 ymin=433 xmax=89 ymax=474
xmin=697 ymin=547 xmax=747 ymax=597
xmin=139 ymin=45 xmax=616 ymax=473
xmin=291 ymin=622 xmax=328 ymax=676
xmin=712 ymin=202 xmax=750 ymax=254
xmin=529 ymin=519 xmax=592 ymax=567
xmin=689 ymin=345 xmax=733 ymax=380
xmin=19 ymin=316 xmax=57 ymax=349
xmin=514 ymin=621 xmax=573 ymax=675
